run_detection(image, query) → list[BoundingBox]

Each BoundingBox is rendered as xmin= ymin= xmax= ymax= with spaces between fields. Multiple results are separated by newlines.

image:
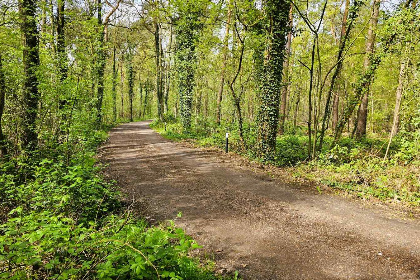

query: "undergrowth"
xmin=0 ymin=128 xmax=234 ymax=279
xmin=151 ymin=118 xmax=419 ymax=207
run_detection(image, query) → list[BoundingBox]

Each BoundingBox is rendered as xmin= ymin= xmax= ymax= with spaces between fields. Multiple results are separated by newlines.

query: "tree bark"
xmin=318 ymin=0 xmax=359 ymax=151
xmin=332 ymin=0 xmax=350 ymax=131
xmin=112 ymin=46 xmax=117 ymax=122
xmin=19 ymin=0 xmax=40 ymax=151
xmin=96 ymin=0 xmax=105 ymax=127
xmin=127 ymin=61 xmax=134 ymax=122
xmin=57 ymin=0 xmax=66 ymax=81
xmin=0 ymin=54 xmax=6 ymax=156
xmin=384 ymin=57 xmax=407 ymax=159
xmin=216 ymin=1 xmax=232 ymax=126
xmin=279 ymin=3 xmax=293 ymax=135
xmin=355 ymin=0 xmax=381 ymax=139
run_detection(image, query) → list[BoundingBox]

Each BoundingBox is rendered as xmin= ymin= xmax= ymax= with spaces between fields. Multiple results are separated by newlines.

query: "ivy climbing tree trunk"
xmin=355 ymin=0 xmax=381 ymax=139
xmin=0 ymin=54 xmax=6 ymax=156
xmin=19 ymin=0 xmax=40 ymax=151
xmin=175 ymin=0 xmax=203 ymax=131
xmin=256 ymin=0 xmax=289 ymax=160
xmin=279 ymin=3 xmax=293 ymax=135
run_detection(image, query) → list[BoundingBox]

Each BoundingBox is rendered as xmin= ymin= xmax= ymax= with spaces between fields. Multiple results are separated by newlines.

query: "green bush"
xmin=274 ymin=135 xmax=308 ymax=166
xmin=0 ymin=130 xmax=229 ymax=280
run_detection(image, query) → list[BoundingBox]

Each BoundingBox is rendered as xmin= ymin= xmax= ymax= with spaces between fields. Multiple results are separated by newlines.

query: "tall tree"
xmin=354 ymin=0 xmax=381 ymax=139
xmin=154 ymin=0 xmax=164 ymax=120
xmin=19 ymin=0 xmax=40 ymax=150
xmin=112 ymin=46 xmax=117 ymax=122
xmin=216 ymin=0 xmax=232 ymax=126
xmin=318 ymin=0 xmax=362 ymax=151
xmin=256 ymin=0 xmax=289 ymax=160
xmin=175 ymin=0 xmax=204 ymax=131
xmin=0 ymin=54 xmax=6 ymax=156
xmin=332 ymin=0 xmax=350 ymax=131
xmin=57 ymin=0 xmax=67 ymax=80
xmin=279 ymin=3 xmax=293 ymax=135
xmin=127 ymin=59 xmax=134 ymax=122
xmin=95 ymin=0 xmax=121 ymax=127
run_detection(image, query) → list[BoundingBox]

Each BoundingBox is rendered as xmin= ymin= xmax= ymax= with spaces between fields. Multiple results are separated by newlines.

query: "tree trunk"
xmin=96 ymin=0 xmax=105 ymax=128
xmin=57 ymin=0 xmax=67 ymax=81
xmin=143 ymin=83 xmax=149 ymax=118
xmin=216 ymin=1 xmax=232 ymax=126
xmin=355 ymin=0 xmax=381 ymax=139
xmin=112 ymin=46 xmax=117 ymax=122
xmin=128 ymin=62 xmax=134 ymax=122
xmin=164 ymin=25 xmax=173 ymax=115
xmin=384 ymin=57 xmax=407 ymax=159
xmin=120 ymin=59 xmax=124 ymax=118
xmin=318 ymin=0 xmax=359 ymax=151
xmin=0 ymin=54 xmax=6 ymax=156
xmin=19 ymin=0 xmax=40 ymax=151
xmin=332 ymin=0 xmax=350 ymax=131
xmin=139 ymin=82 xmax=142 ymax=119
xmin=279 ymin=3 xmax=293 ymax=135
xmin=154 ymin=11 xmax=164 ymax=120
xmin=256 ymin=0 xmax=289 ymax=160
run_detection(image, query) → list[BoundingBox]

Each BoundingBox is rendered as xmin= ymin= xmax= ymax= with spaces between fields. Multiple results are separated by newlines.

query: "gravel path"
xmin=100 ymin=121 xmax=420 ymax=280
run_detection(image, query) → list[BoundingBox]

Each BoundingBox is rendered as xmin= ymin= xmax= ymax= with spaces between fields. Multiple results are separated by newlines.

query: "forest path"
xmin=100 ymin=121 xmax=420 ymax=280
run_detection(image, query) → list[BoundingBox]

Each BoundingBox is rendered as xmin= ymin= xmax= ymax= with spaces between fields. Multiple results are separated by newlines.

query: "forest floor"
xmin=99 ymin=121 xmax=420 ymax=280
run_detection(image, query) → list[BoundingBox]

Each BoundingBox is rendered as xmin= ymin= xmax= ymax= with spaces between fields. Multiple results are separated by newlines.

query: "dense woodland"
xmin=0 ymin=0 xmax=419 ymax=278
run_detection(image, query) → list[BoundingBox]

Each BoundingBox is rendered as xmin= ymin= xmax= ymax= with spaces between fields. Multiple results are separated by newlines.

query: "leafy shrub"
xmin=0 ymin=128 xmax=228 ymax=280
xmin=274 ymin=135 xmax=308 ymax=166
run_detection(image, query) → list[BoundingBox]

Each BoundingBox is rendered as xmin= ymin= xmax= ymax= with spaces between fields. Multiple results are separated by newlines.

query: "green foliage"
xmin=0 ymin=130 xmax=229 ymax=280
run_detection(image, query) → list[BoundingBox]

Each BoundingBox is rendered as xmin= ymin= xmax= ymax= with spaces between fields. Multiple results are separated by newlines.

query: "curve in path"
xmin=100 ymin=121 xmax=420 ymax=280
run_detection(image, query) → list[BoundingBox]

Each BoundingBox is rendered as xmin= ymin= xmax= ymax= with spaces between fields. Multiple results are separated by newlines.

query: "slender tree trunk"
xmin=216 ymin=1 xmax=232 ymax=126
xmin=0 ymin=54 xmax=6 ymax=156
xmin=318 ymin=0 xmax=359 ymax=151
xmin=279 ymin=3 xmax=293 ymax=135
xmin=19 ymin=0 xmax=40 ymax=151
xmin=164 ymin=25 xmax=173 ymax=114
xmin=112 ymin=46 xmax=117 ymax=122
xmin=229 ymin=24 xmax=246 ymax=145
xmin=139 ymin=82 xmax=142 ymax=119
xmin=120 ymin=60 xmax=124 ymax=118
xmin=384 ymin=57 xmax=407 ymax=159
xmin=256 ymin=0 xmax=289 ymax=160
xmin=143 ymin=83 xmax=149 ymax=118
xmin=57 ymin=0 xmax=66 ymax=80
xmin=307 ymin=41 xmax=316 ymax=159
xmin=293 ymin=88 xmax=301 ymax=130
xmin=355 ymin=0 xmax=381 ymax=139
xmin=128 ymin=62 xmax=134 ymax=122
xmin=96 ymin=0 xmax=105 ymax=128
xmin=154 ymin=9 xmax=164 ymax=120
xmin=332 ymin=0 xmax=350 ymax=131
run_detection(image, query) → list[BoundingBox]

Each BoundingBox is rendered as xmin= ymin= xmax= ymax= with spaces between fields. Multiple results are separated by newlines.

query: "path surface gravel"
xmin=100 ymin=121 xmax=420 ymax=280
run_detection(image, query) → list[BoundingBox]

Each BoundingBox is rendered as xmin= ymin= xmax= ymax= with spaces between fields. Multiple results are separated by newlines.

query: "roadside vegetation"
xmin=151 ymin=119 xmax=419 ymax=208
xmin=0 ymin=127 xmax=234 ymax=279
